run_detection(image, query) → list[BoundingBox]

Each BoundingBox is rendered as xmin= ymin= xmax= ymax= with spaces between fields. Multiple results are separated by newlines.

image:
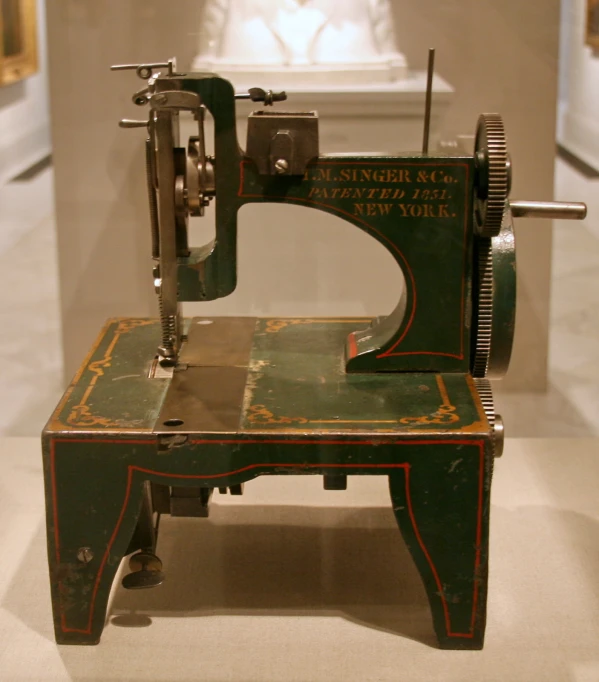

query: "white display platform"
xmin=235 ymin=72 xmax=454 ymax=117
xmin=193 ymin=0 xmax=408 ymax=87
xmin=0 ymin=437 xmax=597 ymax=680
xmin=230 ymin=72 xmax=454 ymax=154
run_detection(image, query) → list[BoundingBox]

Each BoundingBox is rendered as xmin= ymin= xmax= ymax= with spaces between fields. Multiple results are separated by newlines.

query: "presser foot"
xmin=121 ymin=551 xmax=165 ymax=590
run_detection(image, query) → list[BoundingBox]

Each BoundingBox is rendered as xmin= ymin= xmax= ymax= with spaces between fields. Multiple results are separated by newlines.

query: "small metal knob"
xmin=236 ymin=87 xmax=287 ymax=105
xmin=274 ymin=158 xmax=289 ymax=174
xmin=121 ymin=551 xmax=165 ymax=590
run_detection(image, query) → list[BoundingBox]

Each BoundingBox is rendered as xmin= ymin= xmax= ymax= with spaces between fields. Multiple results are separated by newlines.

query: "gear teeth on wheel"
xmin=472 ymin=237 xmax=493 ymax=378
xmin=475 ymin=114 xmax=509 ymax=238
xmin=473 ymin=378 xmax=498 ymax=459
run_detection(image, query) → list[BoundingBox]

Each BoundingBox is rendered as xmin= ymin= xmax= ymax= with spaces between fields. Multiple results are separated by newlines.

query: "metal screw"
xmin=274 ymin=158 xmax=289 ymax=174
xmin=77 ymin=547 xmax=94 ymax=564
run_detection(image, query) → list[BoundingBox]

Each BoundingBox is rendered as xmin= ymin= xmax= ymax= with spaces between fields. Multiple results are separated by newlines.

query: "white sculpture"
xmin=193 ymin=0 xmax=408 ymax=87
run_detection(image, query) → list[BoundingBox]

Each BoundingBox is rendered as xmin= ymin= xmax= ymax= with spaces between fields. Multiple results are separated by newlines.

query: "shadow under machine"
xmin=42 ymin=56 xmax=586 ymax=647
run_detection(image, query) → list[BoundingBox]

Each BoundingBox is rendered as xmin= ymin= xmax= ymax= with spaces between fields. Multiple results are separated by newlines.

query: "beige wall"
xmin=558 ymin=0 xmax=599 ymax=170
xmin=393 ymin=0 xmax=561 ymax=392
xmin=48 ymin=0 xmax=560 ymax=388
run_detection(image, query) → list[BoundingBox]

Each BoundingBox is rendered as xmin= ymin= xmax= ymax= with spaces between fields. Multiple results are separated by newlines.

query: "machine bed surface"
xmin=48 ymin=317 xmax=487 ymax=437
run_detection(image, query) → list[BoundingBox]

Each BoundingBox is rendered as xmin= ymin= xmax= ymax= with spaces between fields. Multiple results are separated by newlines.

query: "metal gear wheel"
xmin=474 ymin=114 xmax=510 ymax=237
xmin=472 ymin=237 xmax=493 ymax=378
xmin=471 ymin=207 xmax=517 ymax=379
xmin=473 ymin=378 xmax=504 ymax=458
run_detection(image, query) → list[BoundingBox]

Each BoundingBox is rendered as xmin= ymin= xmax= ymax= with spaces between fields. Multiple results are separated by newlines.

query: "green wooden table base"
xmin=43 ymin=318 xmax=493 ymax=649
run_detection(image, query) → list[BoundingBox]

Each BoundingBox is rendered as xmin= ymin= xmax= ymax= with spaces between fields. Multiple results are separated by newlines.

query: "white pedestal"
xmin=193 ymin=0 xmax=409 ymax=88
xmin=232 ymin=71 xmax=454 ymax=154
xmin=193 ymin=57 xmax=409 ymax=88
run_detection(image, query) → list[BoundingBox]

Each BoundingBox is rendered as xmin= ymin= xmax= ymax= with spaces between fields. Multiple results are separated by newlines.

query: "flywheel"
xmin=471 ymin=205 xmax=516 ymax=379
xmin=474 ymin=114 xmax=511 ymax=237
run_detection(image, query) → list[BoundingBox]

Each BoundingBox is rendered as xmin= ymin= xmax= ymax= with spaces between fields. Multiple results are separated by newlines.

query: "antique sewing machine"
xmin=43 ymin=55 xmax=586 ymax=648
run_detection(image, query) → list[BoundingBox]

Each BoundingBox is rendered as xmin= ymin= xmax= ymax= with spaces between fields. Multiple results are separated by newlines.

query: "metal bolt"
xmin=493 ymin=414 xmax=505 ymax=458
xmin=77 ymin=547 xmax=94 ymax=564
xmin=274 ymin=158 xmax=289 ymax=174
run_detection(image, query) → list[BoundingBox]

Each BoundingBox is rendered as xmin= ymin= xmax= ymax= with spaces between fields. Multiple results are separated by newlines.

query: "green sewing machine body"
xmin=42 ymin=60 xmax=586 ymax=648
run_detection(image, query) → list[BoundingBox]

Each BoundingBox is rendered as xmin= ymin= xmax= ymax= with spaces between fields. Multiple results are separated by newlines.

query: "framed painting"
xmin=588 ymin=0 xmax=599 ymax=48
xmin=0 ymin=0 xmax=38 ymax=86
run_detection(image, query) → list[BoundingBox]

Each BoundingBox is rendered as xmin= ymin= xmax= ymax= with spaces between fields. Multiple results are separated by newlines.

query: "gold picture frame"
xmin=587 ymin=0 xmax=599 ymax=48
xmin=0 ymin=0 xmax=38 ymax=86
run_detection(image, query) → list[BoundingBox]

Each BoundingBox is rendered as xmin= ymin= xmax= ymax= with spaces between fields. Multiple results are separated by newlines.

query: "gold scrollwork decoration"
xmin=87 ymin=357 xmax=112 ymax=376
xmin=64 ymin=319 xmax=157 ymax=428
xmin=264 ymin=318 xmax=369 ymax=333
xmin=247 ymin=404 xmax=309 ymax=426
xmin=115 ymin=319 xmax=157 ymax=334
xmin=399 ymin=404 xmax=460 ymax=425
xmin=265 ymin=319 xmax=307 ymax=333
xmin=66 ymin=405 xmax=138 ymax=429
xmin=246 ymin=374 xmax=460 ymax=428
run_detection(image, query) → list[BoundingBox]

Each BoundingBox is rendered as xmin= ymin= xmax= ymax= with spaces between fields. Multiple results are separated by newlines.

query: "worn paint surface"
xmin=243 ymin=318 xmax=485 ymax=432
xmin=171 ymin=74 xmax=475 ymax=373
xmin=43 ymin=318 xmax=493 ymax=650
xmin=48 ymin=319 xmax=169 ymax=432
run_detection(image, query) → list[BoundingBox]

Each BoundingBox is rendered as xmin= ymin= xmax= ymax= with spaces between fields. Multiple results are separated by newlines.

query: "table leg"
xmin=43 ymin=438 xmax=149 ymax=644
xmin=388 ymin=447 xmax=490 ymax=649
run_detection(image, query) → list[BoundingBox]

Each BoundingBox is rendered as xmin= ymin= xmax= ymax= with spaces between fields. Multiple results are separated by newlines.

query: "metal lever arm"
xmin=111 ymin=60 xmax=176 ymax=80
xmin=235 ymin=87 xmax=287 ymax=105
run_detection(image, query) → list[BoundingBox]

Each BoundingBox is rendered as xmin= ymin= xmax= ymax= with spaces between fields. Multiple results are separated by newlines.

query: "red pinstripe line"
xmin=53 ymin=438 xmax=483 ymax=447
xmin=470 ymin=442 xmax=485 ymax=632
xmin=379 ymin=351 xmax=464 ymax=359
xmin=50 ymin=443 xmax=60 ymax=565
xmin=134 ymin=462 xmax=409 ymax=478
xmin=50 ymin=437 xmax=484 ymax=639
xmin=347 ymin=332 xmax=358 ymax=360
xmin=187 ymin=438 xmax=478 ymax=446
xmin=237 ymin=160 xmax=418 ymax=352
xmin=378 ymin=161 xmax=470 ymax=359
xmin=52 ymin=438 xmax=151 ymax=445
xmin=51 ymin=438 xmax=147 ymax=633
xmin=402 ymin=441 xmax=485 ymax=638
xmin=459 ymin=163 xmax=470 ymax=358
xmin=403 ymin=464 xmax=452 ymax=636
xmin=237 ymin=159 xmax=469 ymax=361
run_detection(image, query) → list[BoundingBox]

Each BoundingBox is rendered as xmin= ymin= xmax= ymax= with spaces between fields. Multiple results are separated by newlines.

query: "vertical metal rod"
xmin=422 ymin=48 xmax=436 ymax=155
xmin=145 ymin=138 xmax=160 ymax=259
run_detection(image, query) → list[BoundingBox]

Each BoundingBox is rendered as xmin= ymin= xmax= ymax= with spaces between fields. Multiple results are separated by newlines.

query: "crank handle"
xmin=510 ymin=200 xmax=587 ymax=221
